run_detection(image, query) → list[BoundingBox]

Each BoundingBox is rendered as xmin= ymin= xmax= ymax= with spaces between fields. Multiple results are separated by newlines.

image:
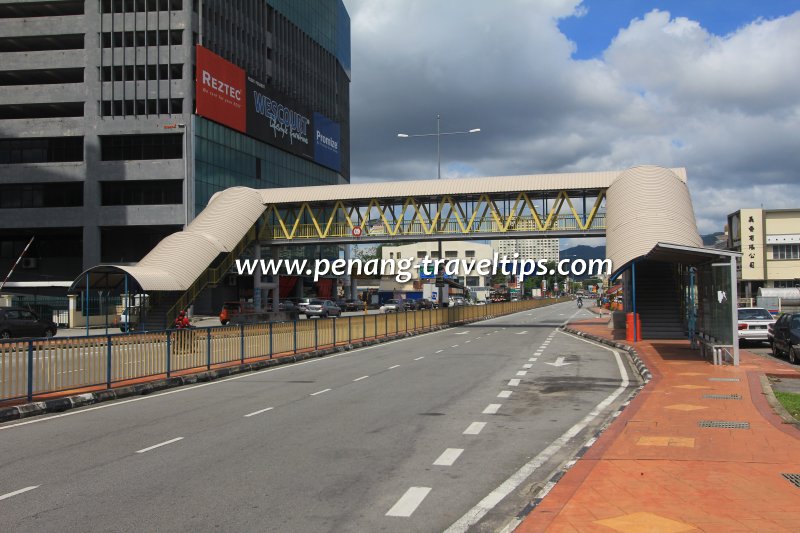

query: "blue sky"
xmin=559 ymin=0 xmax=800 ymax=58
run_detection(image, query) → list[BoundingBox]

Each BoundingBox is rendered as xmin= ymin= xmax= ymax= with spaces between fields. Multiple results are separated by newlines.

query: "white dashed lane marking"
xmin=310 ymin=388 xmax=332 ymax=396
xmin=433 ymin=448 xmax=464 ymax=466
xmin=353 ymin=375 xmax=369 ymax=382
xmin=523 ymin=364 xmax=533 ymax=369
xmin=516 ymin=371 xmax=527 ymax=377
xmin=482 ymin=404 xmax=502 ymax=415
xmin=414 ymin=356 xmax=425 ymax=361
xmin=463 ymin=422 xmax=487 ymax=435
xmin=136 ymin=437 xmax=183 ymax=454
xmin=498 ymin=390 xmax=512 ymax=398
xmin=0 ymin=486 xmax=39 ymax=501
xmin=388 ymin=365 xmax=400 ymax=370
xmin=244 ymin=407 xmax=274 ymax=417
xmin=386 ymin=487 xmax=432 ymax=517
xmin=436 ymin=349 xmax=444 ymax=353
xmin=516 ymin=331 xmax=528 ymax=335
xmin=508 ymin=379 xmax=521 ymax=386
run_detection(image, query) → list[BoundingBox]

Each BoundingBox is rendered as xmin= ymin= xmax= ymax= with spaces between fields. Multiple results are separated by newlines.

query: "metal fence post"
xmin=395 ymin=311 xmax=398 ymax=334
xmin=314 ymin=319 xmax=318 ymax=350
xmin=333 ymin=317 xmax=337 ymax=346
xmin=206 ymin=327 xmax=212 ymax=369
xmin=385 ymin=313 xmax=388 ymax=337
xmin=240 ymin=323 xmax=245 ymax=363
xmin=269 ymin=322 xmax=273 ymax=358
xmin=362 ymin=314 xmax=366 ymax=340
xmin=374 ymin=314 xmax=378 ymax=338
xmin=348 ymin=316 xmax=352 ymax=344
xmin=27 ymin=341 xmax=34 ymax=402
xmin=106 ymin=335 xmax=112 ymax=388
xmin=293 ymin=320 xmax=297 ymax=354
xmin=166 ymin=331 xmax=172 ymax=378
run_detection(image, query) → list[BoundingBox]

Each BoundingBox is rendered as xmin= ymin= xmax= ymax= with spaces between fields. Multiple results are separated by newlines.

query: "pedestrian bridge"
xmin=71 ymin=165 xmax=705 ymax=328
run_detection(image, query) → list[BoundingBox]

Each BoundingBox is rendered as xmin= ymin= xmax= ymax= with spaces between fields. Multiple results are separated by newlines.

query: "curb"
xmin=503 ymin=326 xmax=652 ymax=530
xmin=0 ymin=311 xmax=532 ymax=424
xmin=762 ymin=375 xmax=800 ymax=428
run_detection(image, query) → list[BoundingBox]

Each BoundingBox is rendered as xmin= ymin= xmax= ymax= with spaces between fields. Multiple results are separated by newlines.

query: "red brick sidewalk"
xmin=518 ymin=318 xmax=800 ymax=532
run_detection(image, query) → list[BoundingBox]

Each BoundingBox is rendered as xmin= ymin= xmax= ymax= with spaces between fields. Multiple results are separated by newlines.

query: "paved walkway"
xmin=518 ymin=317 xmax=800 ymax=532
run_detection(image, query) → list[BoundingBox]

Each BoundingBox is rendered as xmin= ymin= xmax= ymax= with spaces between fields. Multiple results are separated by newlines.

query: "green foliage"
xmin=775 ymin=391 xmax=800 ymax=421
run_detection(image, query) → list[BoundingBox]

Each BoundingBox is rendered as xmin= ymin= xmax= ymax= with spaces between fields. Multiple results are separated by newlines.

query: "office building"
xmin=492 ymin=238 xmax=559 ymax=263
xmin=0 ymin=0 xmax=350 ymax=294
xmin=727 ymin=208 xmax=800 ymax=297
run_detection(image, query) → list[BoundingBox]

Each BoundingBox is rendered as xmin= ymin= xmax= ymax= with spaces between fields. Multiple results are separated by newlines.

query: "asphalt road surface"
xmin=0 ymin=301 xmax=639 ymax=532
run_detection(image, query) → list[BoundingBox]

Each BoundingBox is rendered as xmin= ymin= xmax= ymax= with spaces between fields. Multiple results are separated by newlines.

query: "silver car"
xmin=304 ymin=299 xmax=341 ymax=318
xmin=737 ymin=307 xmax=775 ymax=343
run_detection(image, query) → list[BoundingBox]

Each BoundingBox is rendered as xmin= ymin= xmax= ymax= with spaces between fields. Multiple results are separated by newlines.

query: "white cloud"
xmin=343 ymin=2 xmax=800 ymax=235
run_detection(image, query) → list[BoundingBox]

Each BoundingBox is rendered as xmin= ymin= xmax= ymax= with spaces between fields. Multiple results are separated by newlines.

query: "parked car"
xmin=219 ymin=301 xmax=254 ymax=325
xmin=295 ymin=298 xmax=314 ymax=315
xmin=380 ymin=299 xmax=402 ymax=313
xmin=401 ymin=299 xmax=418 ymax=311
xmin=772 ymin=312 xmax=800 ymax=363
xmin=0 ymin=307 xmax=57 ymax=339
xmin=737 ymin=307 xmax=775 ymax=344
xmin=304 ymin=300 xmax=341 ymax=318
xmin=416 ymin=298 xmax=434 ymax=310
xmin=450 ymin=296 xmax=466 ymax=307
xmin=344 ymin=299 xmax=361 ymax=311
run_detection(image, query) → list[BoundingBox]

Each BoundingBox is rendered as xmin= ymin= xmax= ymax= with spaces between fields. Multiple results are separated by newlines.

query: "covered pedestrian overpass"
xmin=69 ymin=165 xmax=742 ymax=362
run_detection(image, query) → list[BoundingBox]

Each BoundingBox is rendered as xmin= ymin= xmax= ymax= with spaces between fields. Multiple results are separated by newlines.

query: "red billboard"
xmin=195 ymin=45 xmax=246 ymax=133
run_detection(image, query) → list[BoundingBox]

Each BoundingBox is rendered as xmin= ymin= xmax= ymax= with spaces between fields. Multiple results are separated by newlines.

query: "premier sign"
xmin=196 ymin=45 xmax=341 ymax=172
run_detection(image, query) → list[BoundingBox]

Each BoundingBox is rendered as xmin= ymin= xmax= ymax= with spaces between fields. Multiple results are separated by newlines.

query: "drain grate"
xmin=698 ymin=420 xmax=750 ymax=429
xmin=703 ymin=394 xmax=741 ymax=400
xmin=708 ymin=378 xmax=740 ymax=382
xmin=782 ymin=474 xmax=800 ymax=488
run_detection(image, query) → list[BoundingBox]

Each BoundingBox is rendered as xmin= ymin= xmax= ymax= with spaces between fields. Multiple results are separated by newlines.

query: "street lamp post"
xmin=398 ymin=115 xmax=480 ymax=306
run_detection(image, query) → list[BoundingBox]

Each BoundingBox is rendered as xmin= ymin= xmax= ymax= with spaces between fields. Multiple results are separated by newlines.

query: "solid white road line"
xmin=414 ymin=356 xmax=425 ymax=361
xmin=310 ymin=388 xmax=332 ymax=396
xmin=386 ymin=487 xmax=432 ymax=517
xmin=244 ymin=407 xmax=274 ymax=418
xmin=0 ymin=486 xmax=39 ymax=501
xmin=508 ymin=379 xmax=521 ymax=386
xmin=444 ymin=333 xmax=631 ymax=533
xmin=516 ymin=371 xmax=527 ymax=377
xmin=523 ymin=364 xmax=533 ymax=369
xmin=353 ymin=375 xmax=369 ymax=381
xmin=388 ymin=365 xmax=400 ymax=369
xmin=136 ymin=437 xmax=183 ymax=454
xmin=497 ymin=390 xmax=512 ymax=398
xmin=482 ymin=404 xmax=502 ymax=415
xmin=463 ymin=422 xmax=486 ymax=435
xmin=433 ymin=448 xmax=464 ymax=466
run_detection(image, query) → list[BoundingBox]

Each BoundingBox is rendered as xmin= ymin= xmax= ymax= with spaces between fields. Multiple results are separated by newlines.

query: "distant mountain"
xmin=560 ymin=244 xmax=605 ymax=262
xmin=701 ymin=232 xmax=725 ymax=246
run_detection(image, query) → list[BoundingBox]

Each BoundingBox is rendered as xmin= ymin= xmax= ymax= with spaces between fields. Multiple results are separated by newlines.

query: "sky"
xmin=341 ymin=0 xmax=800 ymax=248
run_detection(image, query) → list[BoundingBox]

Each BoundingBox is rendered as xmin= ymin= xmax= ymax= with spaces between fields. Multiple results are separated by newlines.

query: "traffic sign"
xmin=352 ymin=226 xmax=363 ymax=237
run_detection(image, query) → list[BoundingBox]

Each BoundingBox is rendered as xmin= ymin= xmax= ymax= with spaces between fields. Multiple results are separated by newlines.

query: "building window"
xmin=465 ymin=250 xmax=475 ymax=257
xmin=0 ymin=182 xmax=83 ymax=208
xmin=101 ymin=0 xmax=183 ymax=13
xmin=773 ymin=280 xmax=799 ymax=288
xmin=772 ymin=244 xmax=800 ymax=260
xmin=445 ymin=251 xmax=457 ymax=258
xmin=100 ymin=134 xmax=182 ymax=160
xmin=101 ymin=180 xmax=183 ymax=205
xmin=100 ymin=64 xmax=182 ymax=82
xmin=101 ymin=30 xmax=183 ymax=48
xmin=100 ymin=98 xmax=182 ymax=117
xmin=417 ymin=251 xmax=427 ymax=259
xmin=0 ymin=137 xmax=83 ymax=164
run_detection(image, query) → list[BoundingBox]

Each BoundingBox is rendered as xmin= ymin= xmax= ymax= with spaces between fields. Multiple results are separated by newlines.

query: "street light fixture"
xmin=397 ymin=114 xmax=480 ymax=306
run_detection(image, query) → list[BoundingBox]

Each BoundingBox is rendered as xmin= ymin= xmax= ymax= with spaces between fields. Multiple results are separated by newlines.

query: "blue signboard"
xmin=313 ymin=112 xmax=341 ymax=172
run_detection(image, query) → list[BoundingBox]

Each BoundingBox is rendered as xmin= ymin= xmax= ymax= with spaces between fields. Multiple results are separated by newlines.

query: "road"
xmin=0 ymin=301 xmax=639 ymax=532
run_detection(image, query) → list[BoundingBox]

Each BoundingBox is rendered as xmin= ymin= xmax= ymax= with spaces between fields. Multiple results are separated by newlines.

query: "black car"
xmin=416 ymin=298 xmax=434 ymax=310
xmin=772 ymin=312 xmax=800 ymax=364
xmin=0 ymin=307 xmax=58 ymax=339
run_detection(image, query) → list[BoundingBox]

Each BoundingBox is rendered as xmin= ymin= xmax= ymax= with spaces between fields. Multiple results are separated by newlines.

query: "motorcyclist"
xmin=577 ymin=295 xmax=583 ymax=308
xmin=174 ymin=310 xmax=191 ymax=329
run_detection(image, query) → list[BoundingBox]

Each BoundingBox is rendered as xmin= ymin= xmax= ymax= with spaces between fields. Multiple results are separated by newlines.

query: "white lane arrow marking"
xmin=546 ymin=356 xmax=571 ymax=367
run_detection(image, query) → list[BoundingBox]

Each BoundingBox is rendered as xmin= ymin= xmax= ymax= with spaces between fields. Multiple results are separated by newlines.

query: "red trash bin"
xmin=626 ymin=312 xmax=641 ymax=342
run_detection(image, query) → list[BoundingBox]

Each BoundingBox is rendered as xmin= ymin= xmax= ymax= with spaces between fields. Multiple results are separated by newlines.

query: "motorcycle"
xmin=577 ymin=299 xmax=583 ymax=309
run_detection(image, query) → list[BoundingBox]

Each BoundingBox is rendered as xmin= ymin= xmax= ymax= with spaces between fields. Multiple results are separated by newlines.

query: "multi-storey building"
xmin=727 ymin=208 xmax=800 ymax=297
xmin=0 ymin=0 xmax=350 ymax=295
xmin=492 ymin=238 xmax=559 ymax=263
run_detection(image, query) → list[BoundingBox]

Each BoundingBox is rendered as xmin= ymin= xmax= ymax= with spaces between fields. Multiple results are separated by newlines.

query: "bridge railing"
xmin=0 ymin=299 xmax=568 ymax=403
xmin=267 ymin=214 xmax=606 ymax=240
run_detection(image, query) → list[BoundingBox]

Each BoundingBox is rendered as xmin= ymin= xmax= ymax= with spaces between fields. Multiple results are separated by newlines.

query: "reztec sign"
xmin=195 ymin=45 xmax=341 ymax=172
xmin=195 ymin=46 xmax=246 ymax=132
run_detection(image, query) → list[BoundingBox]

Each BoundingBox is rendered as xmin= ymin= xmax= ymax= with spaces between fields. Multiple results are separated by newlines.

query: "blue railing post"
xmin=106 ymin=335 xmax=112 ymax=388
xmin=207 ymin=327 xmax=212 ymax=369
xmin=27 ymin=341 xmax=34 ymax=402
xmin=293 ymin=320 xmax=297 ymax=354
xmin=240 ymin=323 xmax=245 ymax=363
xmin=166 ymin=331 xmax=172 ymax=378
xmin=314 ymin=318 xmax=318 ymax=350
xmin=269 ymin=322 xmax=273 ymax=358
